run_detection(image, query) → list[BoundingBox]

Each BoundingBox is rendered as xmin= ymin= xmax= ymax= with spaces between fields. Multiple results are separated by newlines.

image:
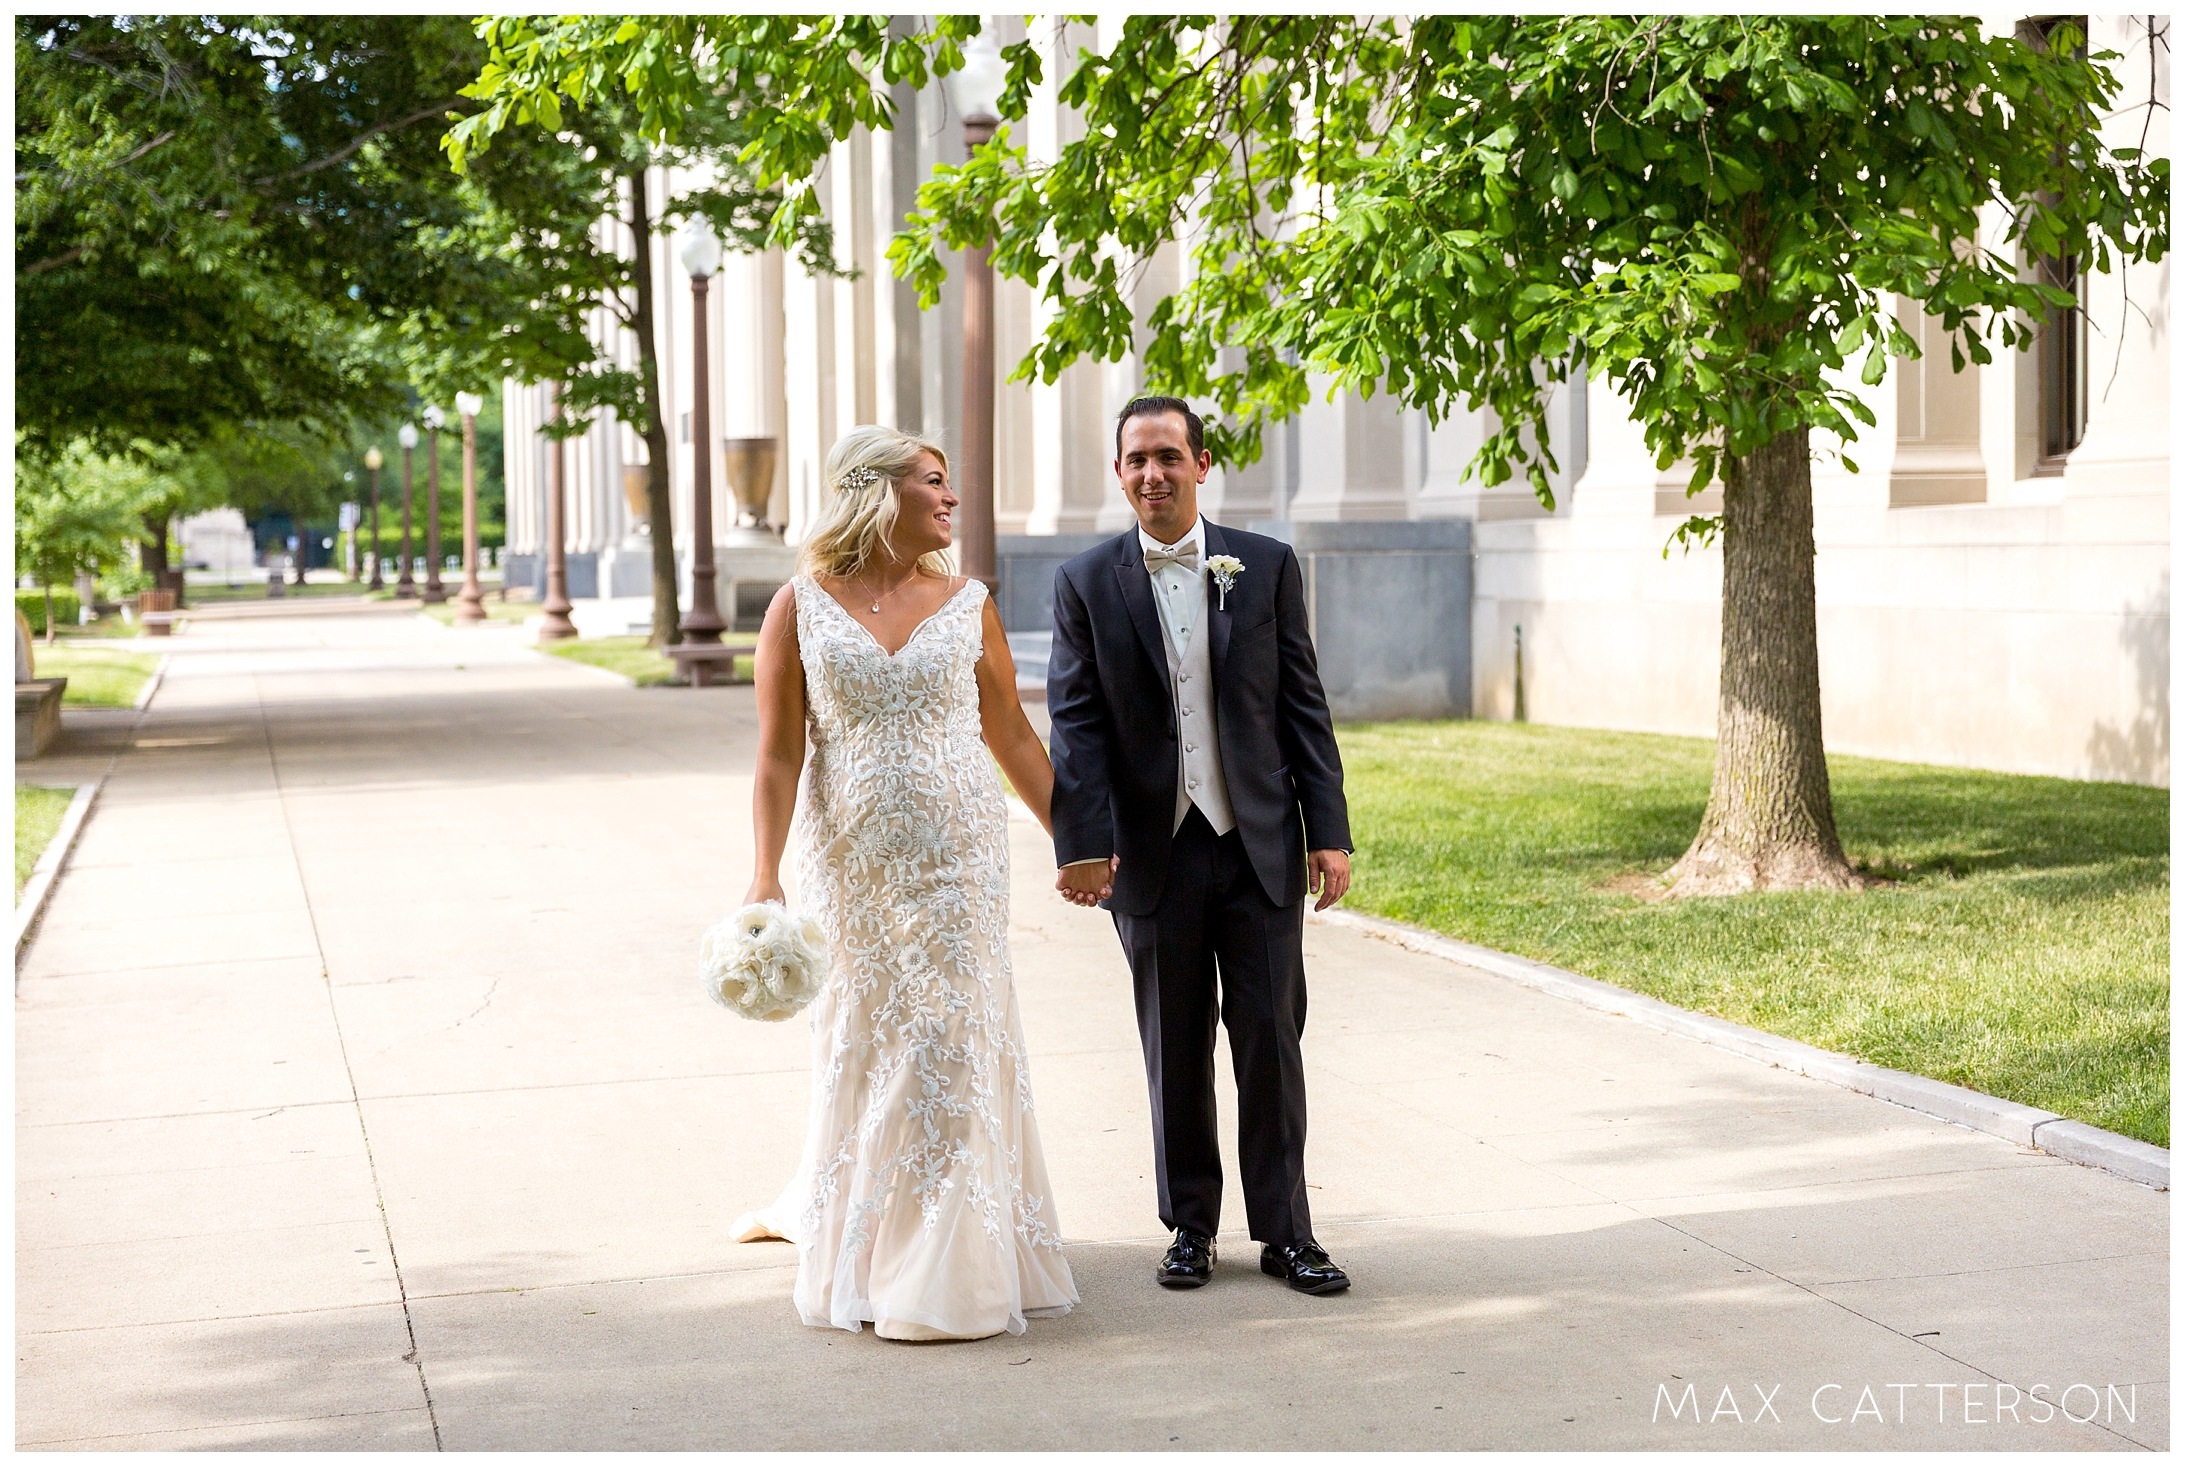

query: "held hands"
xmin=1056 ymin=851 xmax=1348 ymax=910
xmin=1055 ymin=857 xmax=1116 ymax=908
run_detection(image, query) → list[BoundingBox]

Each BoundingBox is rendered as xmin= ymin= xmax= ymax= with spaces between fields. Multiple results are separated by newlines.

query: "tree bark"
xmin=1664 ymin=425 xmax=1860 ymax=896
xmin=626 ymin=165 xmax=682 ymax=648
xmin=141 ymin=512 xmax=186 ymax=606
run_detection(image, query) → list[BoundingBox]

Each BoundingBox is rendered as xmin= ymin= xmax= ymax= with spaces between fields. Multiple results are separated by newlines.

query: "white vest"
xmin=1166 ymin=605 xmax=1236 ymax=836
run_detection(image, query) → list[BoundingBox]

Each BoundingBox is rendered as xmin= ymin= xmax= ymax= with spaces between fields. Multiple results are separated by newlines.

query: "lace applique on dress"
xmin=770 ymin=574 xmax=1076 ymax=1338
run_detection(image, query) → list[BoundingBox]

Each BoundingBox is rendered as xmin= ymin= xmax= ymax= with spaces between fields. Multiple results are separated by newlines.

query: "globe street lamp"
xmin=342 ymin=477 xmax=359 ymax=581
xmin=454 ymin=391 xmax=488 ymax=624
xmin=947 ymin=23 xmax=1007 ymax=596
xmin=395 ymin=424 xmax=419 ymax=599
xmin=539 ymin=381 xmax=579 ymax=641
xmin=364 ymin=446 xmax=386 ymax=591
xmin=675 ymin=216 xmax=728 ymax=645
xmin=420 ymin=408 xmax=447 ymax=604
xmin=393 ymin=428 xmax=417 ymax=599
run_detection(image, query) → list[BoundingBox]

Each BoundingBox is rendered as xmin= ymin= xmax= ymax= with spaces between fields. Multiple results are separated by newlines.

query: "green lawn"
xmin=412 ymin=596 xmax=536 ymax=625
xmin=539 ymin=635 xmax=754 ymax=687
xmin=40 ymin=616 xmax=145 ymax=641
xmin=34 ymin=648 xmax=161 ymax=708
xmin=1339 ymin=721 xmax=2170 ymax=1146
xmin=16 ymin=785 xmax=74 ymax=900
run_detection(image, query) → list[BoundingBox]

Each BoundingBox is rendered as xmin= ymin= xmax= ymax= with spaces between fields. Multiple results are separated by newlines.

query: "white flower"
xmin=700 ymin=901 xmax=831 ymax=1021
xmin=1205 ymin=554 xmax=1245 ymax=609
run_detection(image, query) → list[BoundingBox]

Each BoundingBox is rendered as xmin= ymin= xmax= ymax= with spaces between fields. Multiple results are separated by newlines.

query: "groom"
xmin=1047 ymin=396 xmax=1354 ymax=1296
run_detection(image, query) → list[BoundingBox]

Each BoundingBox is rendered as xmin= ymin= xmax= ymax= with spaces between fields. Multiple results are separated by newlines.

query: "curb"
xmin=15 ymin=777 xmax=104 ymax=967
xmin=1314 ymin=907 xmax=2169 ymax=1192
xmin=132 ymin=655 xmax=169 ymax=712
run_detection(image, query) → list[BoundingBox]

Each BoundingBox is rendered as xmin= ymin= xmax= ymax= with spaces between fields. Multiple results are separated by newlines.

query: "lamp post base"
xmin=538 ymin=581 xmax=578 ymax=640
xmin=421 ymin=579 xmax=448 ymax=605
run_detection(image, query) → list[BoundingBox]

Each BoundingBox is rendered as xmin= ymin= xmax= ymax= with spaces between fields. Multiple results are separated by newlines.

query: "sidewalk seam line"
xmin=258 ymin=669 xmax=443 ymax=1452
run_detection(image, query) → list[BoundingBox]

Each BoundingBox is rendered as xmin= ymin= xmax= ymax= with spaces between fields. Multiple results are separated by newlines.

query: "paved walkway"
xmin=15 ymin=608 xmax=2166 ymax=1450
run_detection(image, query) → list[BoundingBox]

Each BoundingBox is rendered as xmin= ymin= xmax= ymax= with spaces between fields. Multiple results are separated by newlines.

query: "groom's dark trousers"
xmin=1115 ymin=807 xmax=1312 ymax=1245
xmin=1047 ymin=523 xmax=1350 ymax=1251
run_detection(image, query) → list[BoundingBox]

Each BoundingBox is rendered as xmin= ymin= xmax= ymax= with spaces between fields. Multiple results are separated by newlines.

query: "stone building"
xmin=503 ymin=15 xmax=2168 ymax=786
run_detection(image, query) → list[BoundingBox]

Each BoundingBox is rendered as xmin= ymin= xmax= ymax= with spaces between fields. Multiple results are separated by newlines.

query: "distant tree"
xmin=444 ymin=17 xmax=842 ymax=646
xmin=463 ymin=15 xmax=2169 ymax=892
xmin=169 ymin=426 xmax=352 ymax=585
xmin=15 ymin=444 xmax=156 ymax=641
xmin=443 ymin=18 xmax=843 ymax=647
xmin=16 ymin=16 xmax=602 ymax=464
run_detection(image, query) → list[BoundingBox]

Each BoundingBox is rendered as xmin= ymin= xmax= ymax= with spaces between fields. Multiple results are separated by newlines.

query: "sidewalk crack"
xmin=261 ymin=672 xmax=443 ymax=1452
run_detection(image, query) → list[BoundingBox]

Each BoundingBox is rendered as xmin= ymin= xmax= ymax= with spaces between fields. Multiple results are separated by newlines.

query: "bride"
xmin=736 ymin=424 xmax=1079 ymax=1341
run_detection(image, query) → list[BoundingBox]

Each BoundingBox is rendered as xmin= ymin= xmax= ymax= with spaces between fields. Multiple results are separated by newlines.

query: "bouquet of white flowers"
xmin=699 ymin=902 xmax=830 ymax=1022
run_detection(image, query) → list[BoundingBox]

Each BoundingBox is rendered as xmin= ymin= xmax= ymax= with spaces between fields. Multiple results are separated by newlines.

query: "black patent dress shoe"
xmin=1157 ymin=1228 xmax=1217 ymax=1288
xmin=1261 ymin=1239 xmax=1350 ymax=1294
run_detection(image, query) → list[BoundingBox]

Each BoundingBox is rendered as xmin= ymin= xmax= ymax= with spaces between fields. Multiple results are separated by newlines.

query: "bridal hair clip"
xmin=700 ymin=901 xmax=830 ymax=1022
xmin=837 ymin=466 xmax=884 ymax=494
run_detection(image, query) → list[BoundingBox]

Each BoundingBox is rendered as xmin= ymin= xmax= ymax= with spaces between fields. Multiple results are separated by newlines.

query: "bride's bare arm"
xmin=747 ymin=583 xmax=808 ymax=905
xmin=973 ymin=596 xmax=1056 ymax=835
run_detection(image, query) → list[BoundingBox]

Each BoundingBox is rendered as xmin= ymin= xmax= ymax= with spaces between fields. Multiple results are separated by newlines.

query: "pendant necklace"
xmin=860 ymin=564 xmax=916 ymax=613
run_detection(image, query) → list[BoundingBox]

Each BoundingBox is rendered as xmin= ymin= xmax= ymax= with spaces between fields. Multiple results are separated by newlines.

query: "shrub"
xmin=16 ymin=585 xmax=83 ymax=636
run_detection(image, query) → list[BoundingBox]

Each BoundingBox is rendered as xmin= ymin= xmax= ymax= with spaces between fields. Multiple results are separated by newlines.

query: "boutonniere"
xmin=1205 ymin=555 xmax=1245 ymax=610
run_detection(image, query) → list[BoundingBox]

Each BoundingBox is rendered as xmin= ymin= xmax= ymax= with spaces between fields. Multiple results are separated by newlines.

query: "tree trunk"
xmin=1664 ymin=425 xmax=1860 ymax=896
xmin=626 ymin=165 xmax=682 ymax=648
xmin=139 ymin=513 xmax=182 ymax=612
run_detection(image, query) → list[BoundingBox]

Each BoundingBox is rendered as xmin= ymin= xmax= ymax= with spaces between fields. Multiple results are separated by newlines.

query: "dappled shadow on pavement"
xmin=20 ymin=1204 xmax=2159 ymax=1451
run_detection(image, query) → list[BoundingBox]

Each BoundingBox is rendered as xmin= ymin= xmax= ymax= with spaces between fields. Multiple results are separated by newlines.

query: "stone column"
xmin=2063 ymin=15 xmax=2170 ymax=506
xmin=1887 ymin=296 xmax=1986 ymax=506
xmin=1285 ymin=381 xmax=1410 ymax=521
xmin=1568 ymin=374 xmax=1695 ymax=518
xmin=781 ymin=218 xmax=834 ymax=549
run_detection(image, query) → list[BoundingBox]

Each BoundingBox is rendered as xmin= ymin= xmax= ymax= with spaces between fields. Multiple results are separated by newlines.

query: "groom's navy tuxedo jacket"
xmin=1047 ymin=521 xmax=1351 ymax=916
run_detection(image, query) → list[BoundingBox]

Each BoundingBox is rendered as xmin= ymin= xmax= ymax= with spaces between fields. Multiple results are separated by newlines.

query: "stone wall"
xmin=1249 ymin=521 xmax=1473 ymax=722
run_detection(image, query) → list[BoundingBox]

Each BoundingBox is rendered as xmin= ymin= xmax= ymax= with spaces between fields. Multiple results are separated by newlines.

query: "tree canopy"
xmin=456 ymin=15 xmax=2168 ymax=521
xmin=16 ymin=15 xmax=612 ymax=461
xmin=457 ymin=14 xmax=2169 ymax=892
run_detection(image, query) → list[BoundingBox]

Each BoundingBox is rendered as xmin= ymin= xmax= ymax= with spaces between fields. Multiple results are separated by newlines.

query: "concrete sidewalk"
xmin=16 ymin=609 xmax=2166 ymax=1450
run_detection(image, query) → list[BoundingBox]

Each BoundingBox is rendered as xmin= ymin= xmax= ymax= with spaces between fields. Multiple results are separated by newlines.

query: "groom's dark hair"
xmin=1115 ymin=395 xmax=1205 ymax=461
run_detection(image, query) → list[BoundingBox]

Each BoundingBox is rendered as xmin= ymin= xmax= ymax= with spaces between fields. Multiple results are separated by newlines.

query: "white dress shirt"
xmin=1139 ymin=517 xmax=1206 ymax=661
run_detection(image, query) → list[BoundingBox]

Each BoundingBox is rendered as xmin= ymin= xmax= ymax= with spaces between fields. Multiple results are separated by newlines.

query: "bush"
xmin=101 ymin=564 xmax=155 ymax=601
xmin=16 ymin=585 xmax=82 ymax=636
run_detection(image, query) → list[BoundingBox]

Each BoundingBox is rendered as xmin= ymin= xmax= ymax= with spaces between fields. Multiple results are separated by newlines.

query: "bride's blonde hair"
xmin=798 ymin=425 xmax=953 ymax=581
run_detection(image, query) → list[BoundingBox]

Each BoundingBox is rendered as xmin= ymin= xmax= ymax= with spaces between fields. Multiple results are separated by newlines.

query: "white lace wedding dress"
xmin=736 ymin=575 xmax=1078 ymax=1340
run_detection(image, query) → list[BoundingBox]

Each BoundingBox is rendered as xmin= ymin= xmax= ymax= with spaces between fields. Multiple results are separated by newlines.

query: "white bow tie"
xmin=1144 ymin=543 xmax=1200 ymax=574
